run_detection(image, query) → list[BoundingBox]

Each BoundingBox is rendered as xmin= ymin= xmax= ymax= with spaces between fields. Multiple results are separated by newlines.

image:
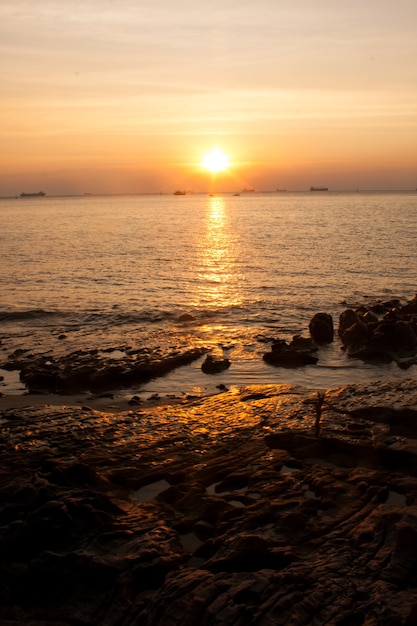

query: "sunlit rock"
xmin=2 ymin=381 xmax=417 ymax=624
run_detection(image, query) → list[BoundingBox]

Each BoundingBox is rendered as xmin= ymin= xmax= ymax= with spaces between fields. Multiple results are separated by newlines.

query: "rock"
xmin=338 ymin=296 xmax=417 ymax=366
xmin=201 ymin=355 xmax=231 ymax=374
xmin=309 ymin=312 xmax=334 ymax=344
xmin=216 ymin=384 xmax=228 ymax=391
xmin=399 ymin=294 xmax=417 ymax=314
xmin=263 ymin=349 xmax=318 ymax=367
xmin=17 ymin=346 xmax=207 ymax=394
xmin=3 ymin=382 xmax=417 ymax=625
xmin=362 ymin=310 xmax=379 ymax=325
xmin=338 ymin=309 xmax=361 ymax=337
xmin=263 ymin=338 xmax=318 ymax=368
xmin=370 ymin=302 xmax=388 ymax=314
xmin=178 ymin=313 xmax=196 ymax=322
xmin=382 ymin=513 xmax=417 ymax=584
xmin=204 ymin=533 xmax=294 ymax=573
xmin=341 ymin=319 xmax=372 ymax=348
xmin=289 ymin=335 xmax=317 ymax=352
xmin=128 ymin=395 xmax=142 ymax=405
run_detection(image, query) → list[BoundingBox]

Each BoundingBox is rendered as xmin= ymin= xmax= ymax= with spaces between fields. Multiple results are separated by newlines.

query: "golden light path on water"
xmin=177 ymin=195 xmax=255 ymax=398
xmin=193 ymin=196 xmax=244 ymax=311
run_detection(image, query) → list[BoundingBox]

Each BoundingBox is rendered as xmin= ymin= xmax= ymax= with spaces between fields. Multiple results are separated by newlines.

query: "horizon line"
xmin=2 ymin=188 xmax=417 ymax=199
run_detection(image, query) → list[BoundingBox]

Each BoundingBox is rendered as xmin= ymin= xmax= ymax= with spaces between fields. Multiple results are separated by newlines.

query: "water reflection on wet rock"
xmin=2 ymin=381 xmax=417 ymax=624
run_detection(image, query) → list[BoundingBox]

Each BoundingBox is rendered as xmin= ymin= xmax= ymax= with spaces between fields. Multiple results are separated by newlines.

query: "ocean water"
xmin=1 ymin=191 xmax=416 ymax=397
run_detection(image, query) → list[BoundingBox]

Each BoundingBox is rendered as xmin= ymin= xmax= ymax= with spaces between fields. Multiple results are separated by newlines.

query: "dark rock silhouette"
xmin=201 ymin=355 xmax=231 ymax=374
xmin=11 ymin=346 xmax=207 ymax=394
xmin=263 ymin=335 xmax=318 ymax=368
xmin=338 ymin=294 xmax=417 ymax=367
xmin=263 ymin=346 xmax=318 ymax=367
xmin=178 ymin=313 xmax=196 ymax=322
xmin=309 ymin=311 xmax=334 ymax=344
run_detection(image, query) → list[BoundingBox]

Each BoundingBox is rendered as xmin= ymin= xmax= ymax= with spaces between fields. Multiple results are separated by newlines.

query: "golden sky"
xmin=1 ymin=0 xmax=417 ymax=194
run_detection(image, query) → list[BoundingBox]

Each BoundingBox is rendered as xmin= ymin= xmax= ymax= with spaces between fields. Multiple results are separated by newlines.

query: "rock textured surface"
xmin=2 ymin=381 xmax=417 ymax=625
xmin=2 ymin=345 xmax=206 ymax=394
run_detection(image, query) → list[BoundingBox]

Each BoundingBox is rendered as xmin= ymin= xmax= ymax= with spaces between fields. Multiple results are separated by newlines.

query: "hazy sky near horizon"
xmin=2 ymin=0 xmax=417 ymax=193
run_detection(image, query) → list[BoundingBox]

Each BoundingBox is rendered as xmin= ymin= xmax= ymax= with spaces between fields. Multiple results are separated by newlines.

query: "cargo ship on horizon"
xmin=20 ymin=191 xmax=46 ymax=197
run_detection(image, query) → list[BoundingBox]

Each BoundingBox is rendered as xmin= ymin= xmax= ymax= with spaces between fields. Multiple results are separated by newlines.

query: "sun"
xmin=201 ymin=149 xmax=231 ymax=173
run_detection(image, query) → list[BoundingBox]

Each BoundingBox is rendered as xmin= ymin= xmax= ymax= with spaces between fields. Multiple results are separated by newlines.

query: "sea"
xmin=1 ymin=191 xmax=416 ymax=399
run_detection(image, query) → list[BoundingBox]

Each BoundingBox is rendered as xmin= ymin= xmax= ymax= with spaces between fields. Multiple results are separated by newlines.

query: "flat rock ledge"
xmin=2 ymin=380 xmax=417 ymax=625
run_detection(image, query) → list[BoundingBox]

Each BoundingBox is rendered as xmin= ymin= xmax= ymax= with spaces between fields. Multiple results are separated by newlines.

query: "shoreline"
xmin=2 ymin=294 xmax=417 ymax=411
xmin=0 ymin=390 xmax=186 ymax=413
xmin=2 ymin=349 xmax=417 ymax=415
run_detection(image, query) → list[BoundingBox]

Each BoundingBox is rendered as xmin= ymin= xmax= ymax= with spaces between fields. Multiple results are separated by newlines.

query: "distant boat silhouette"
xmin=20 ymin=191 xmax=46 ymax=197
xmin=310 ymin=186 xmax=328 ymax=192
xmin=173 ymin=190 xmax=186 ymax=195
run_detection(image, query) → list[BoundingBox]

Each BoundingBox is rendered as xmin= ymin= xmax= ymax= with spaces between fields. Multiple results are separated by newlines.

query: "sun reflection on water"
xmin=192 ymin=196 xmax=244 ymax=309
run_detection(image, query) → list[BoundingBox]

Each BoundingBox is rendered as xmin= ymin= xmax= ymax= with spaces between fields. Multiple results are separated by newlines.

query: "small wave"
xmin=103 ymin=310 xmax=176 ymax=326
xmin=0 ymin=309 xmax=60 ymax=322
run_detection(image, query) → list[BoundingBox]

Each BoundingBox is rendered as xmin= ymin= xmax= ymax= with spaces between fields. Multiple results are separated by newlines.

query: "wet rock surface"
xmin=2 ymin=345 xmax=206 ymax=394
xmin=263 ymin=336 xmax=319 ymax=368
xmin=2 ymin=380 xmax=417 ymax=624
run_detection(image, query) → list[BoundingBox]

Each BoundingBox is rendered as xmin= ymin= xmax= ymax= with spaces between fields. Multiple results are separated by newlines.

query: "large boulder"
xmin=338 ymin=309 xmax=361 ymax=337
xmin=341 ymin=319 xmax=371 ymax=349
xmin=309 ymin=312 xmax=334 ymax=344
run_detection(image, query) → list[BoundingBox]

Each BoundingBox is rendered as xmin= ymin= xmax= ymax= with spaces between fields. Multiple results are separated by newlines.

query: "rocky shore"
xmin=262 ymin=295 xmax=417 ymax=371
xmin=2 ymin=295 xmax=417 ymax=399
xmin=2 ymin=379 xmax=417 ymax=625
